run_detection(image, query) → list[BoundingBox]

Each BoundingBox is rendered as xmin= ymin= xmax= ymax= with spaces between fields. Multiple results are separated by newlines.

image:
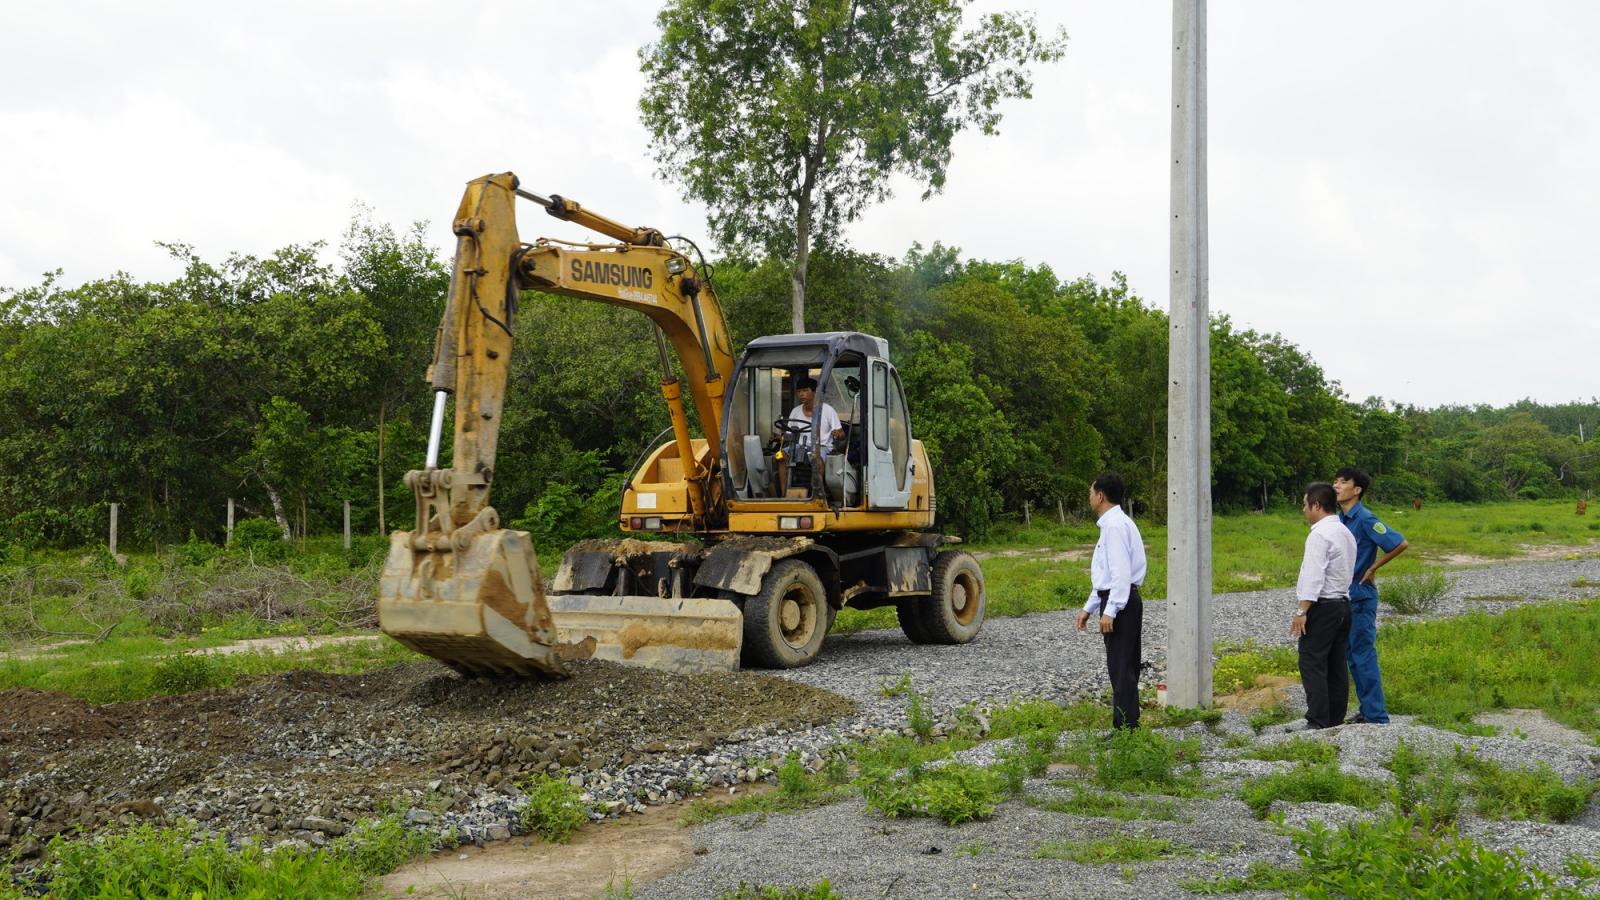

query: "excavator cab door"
xmin=865 ymin=358 xmax=913 ymax=510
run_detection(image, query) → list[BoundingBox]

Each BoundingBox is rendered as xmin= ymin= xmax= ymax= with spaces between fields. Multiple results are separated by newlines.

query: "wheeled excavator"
xmin=376 ymin=172 xmax=986 ymax=677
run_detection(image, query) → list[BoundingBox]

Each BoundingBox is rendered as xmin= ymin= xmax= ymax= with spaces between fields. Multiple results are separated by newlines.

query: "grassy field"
xmin=0 ymin=499 xmax=1595 ymax=702
xmin=834 ymin=498 xmax=1600 ymax=632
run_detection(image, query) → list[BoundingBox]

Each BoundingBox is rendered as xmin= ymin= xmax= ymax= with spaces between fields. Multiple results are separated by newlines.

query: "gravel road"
xmin=633 ymin=555 xmax=1600 ymax=899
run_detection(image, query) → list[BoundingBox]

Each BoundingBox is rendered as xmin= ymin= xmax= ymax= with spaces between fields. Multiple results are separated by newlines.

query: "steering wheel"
xmin=774 ymin=416 xmax=811 ymax=435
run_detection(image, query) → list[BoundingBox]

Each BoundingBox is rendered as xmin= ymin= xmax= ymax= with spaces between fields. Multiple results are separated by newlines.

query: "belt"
xmin=1317 ymin=596 xmax=1349 ymax=603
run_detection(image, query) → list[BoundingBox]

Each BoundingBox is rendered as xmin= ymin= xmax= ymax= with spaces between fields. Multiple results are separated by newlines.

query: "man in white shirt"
xmin=778 ymin=376 xmax=844 ymax=494
xmin=1294 ymin=482 xmax=1358 ymax=729
xmin=1075 ymin=472 xmax=1148 ymax=730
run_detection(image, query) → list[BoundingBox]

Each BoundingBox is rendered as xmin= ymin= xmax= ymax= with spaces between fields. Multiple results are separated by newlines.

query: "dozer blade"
xmin=378 ymin=528 xmax=568 ymax=677
xmin=548 ymin=594 xmax=743 ymax=674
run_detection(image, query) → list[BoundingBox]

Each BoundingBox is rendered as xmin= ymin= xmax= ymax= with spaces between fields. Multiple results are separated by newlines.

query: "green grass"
xmin=1381 ymin=599 xmax=1600 ymax=736
xmin=1246 ymin=705 xmax=1294 ymax=733
xmin=1182 ymin=812 xmax=1587 ymax=898
xmin=1383 ymin=569 xmax=1455 ymax=614
xmin=1141 ymin=704 xmax=1224 ymax=729
xmin=518 ymin=772 xmax=592 ymax=843
xmin=1076 ymin=728 xmax=1204 ymax=796
xmin=1238 ymin=765 xmax=1387 ymax=818
xmin=1035 ymin=830 xmax=1189 ymax=864
xmin=1452 ymin=749 xmax=1595 ymax=822
xmin=0 ymin=633 xmax=415 ymax=705
xmin=1213 ymin=641 xmax=1298 ymax=695
xmin=858 ymin=761 xmax=1005 ymax=825
xmin=1031 ymin=785 xmax=1181 ymax=821
xmin=717 ymin=883 xmax=843 ymax=900
xmin=1240 ymin=737 xmax=1339 ymax=766
xmin=831 ymin=500 xmax=1595 ymax=633
xmin=27 ymin=815 xmax=433 ymax=899
xmin=681 ymin=751 xmax=851 ymax=826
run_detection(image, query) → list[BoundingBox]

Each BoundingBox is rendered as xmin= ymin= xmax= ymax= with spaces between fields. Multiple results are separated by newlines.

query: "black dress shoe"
xmin=1347 ymin=713 xmax=1370 ymax=724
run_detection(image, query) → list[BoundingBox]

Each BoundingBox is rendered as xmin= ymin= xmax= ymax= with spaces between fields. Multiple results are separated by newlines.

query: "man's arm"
xmin=1361 ymin=538 xmax=1409 ymax=584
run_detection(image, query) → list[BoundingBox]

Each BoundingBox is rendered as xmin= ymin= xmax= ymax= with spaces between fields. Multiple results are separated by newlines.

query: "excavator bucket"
xmin=547 ymin=594 xmax=743 ymax=674
xmin=377 ymin=528 xmax=568 ymax=677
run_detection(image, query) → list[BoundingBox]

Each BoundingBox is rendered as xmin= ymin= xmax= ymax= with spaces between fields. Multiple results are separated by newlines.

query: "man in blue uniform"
xmin=1333 ymin=467 xmax=1410 ymax=725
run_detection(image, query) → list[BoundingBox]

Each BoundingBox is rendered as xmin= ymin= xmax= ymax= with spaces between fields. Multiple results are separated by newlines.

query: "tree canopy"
xmin=639 ymin=0 xmax=1066 ymax=332
xmin=2 ymin=227 xmax=1594 ymax=550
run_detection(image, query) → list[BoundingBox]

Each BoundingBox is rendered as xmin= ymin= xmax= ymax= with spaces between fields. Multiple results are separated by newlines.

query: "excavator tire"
xmin=742 ymin=559 xmax=828 ymax=668
xmin=898 ymin=550 xmax=985 ymax=645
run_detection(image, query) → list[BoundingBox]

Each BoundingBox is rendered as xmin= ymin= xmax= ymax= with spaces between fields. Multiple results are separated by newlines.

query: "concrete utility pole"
xmin=1167 ymin=0 xmax=1214 ymax=708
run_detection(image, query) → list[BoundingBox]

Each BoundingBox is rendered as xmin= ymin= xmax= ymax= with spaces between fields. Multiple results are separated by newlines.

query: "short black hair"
xmin=795 ymin=376 xmax=818 ymax=391
xmin=1334 ymin=466 xmax=1370 ymax=499
xmin=1092 ymin=472 xmax=1126 ymax=506
xmin=1305 ymin=482 xmax=1338 ymax=514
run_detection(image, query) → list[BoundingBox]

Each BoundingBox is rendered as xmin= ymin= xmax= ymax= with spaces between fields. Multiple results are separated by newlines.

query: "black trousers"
xmin=1099 ymin=587 xmax=1143 ymax=730
xmin=1298 ymin=600 xmax=1352 ymax=729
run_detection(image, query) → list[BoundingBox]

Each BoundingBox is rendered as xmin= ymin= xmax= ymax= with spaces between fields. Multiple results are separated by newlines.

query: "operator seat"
xmin=741 ymin=434 xmax=772 ymax=498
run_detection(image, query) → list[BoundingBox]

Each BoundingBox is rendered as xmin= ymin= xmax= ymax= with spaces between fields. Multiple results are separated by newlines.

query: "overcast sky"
xmin=2 ymin=2 xmax=1596 ymax=409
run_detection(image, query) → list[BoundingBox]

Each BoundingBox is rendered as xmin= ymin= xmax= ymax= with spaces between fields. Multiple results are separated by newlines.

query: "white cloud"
xmin=1 ymin=1 xmax=1595 ymax=408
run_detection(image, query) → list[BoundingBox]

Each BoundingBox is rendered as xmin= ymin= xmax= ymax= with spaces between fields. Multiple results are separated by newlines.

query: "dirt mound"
xmin=0 ymin=661 xmax=854 ymax=859
xmin=0 ymin=688 xmax=118 ymax=745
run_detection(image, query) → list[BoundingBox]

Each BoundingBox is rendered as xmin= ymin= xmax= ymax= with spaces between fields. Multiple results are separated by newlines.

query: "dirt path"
xmin=380 ymin=787 xmax=772 ymax=899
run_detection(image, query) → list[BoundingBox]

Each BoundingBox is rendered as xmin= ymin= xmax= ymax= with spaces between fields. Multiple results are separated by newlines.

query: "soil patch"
xmin=380 ymin=787 xmax=773 ymax=899
xmin=1213 ymin=675 xmax=1296 ymax=712
xmin=0 ymin=661 xmax=852 ymax=859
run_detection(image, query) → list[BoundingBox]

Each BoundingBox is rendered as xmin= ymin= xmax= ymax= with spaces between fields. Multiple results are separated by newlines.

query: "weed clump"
xmin=1241 ymin=736 xmax=1338 ymax=767
xmin=518 ymin=772 xmax=590 ymax=843
xmin=1453 ymin=749 xmax=1594 ymax=822
xmin=1031 ymin=786 xmax=1180 ymax=822
xmin=1213 ymin=642 xmax=1298 ymax=694
xmin=717 ymin=882 xmax=842 ymax=900
xmin=1383 ymin=569 xmax=1453 ymax=615
xmin=33 ymin=816 xmax=433 ymax=898
xmin=1093 ymin=728 xmax=1202 ymax=795
xmin=1239 ymin=765 xmax=1385 ymax=818
xmin=859 ymin=762 xmax=1003 ymax=825
xmin=1035 ymin=830 xmax=1187 ymax=864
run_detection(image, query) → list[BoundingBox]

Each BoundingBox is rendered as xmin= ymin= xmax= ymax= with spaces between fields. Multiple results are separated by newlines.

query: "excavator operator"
xmin=778 ymin=376 xmax=845 ymax=495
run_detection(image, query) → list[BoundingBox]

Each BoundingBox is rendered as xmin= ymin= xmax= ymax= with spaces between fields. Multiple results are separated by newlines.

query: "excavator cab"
xmin=722 ymin=332 xmax=908 ymax=509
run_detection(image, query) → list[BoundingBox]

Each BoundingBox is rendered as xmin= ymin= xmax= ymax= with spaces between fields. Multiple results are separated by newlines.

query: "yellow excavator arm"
xmin=378 ymin=172 xmax=740 ymax=676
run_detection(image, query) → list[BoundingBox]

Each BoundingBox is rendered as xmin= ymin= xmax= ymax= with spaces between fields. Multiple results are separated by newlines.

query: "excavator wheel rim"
xmin=779 ymin=581 xmax=819 ymax=649
xmin=951 ymin=570 xmax=981 ymax=626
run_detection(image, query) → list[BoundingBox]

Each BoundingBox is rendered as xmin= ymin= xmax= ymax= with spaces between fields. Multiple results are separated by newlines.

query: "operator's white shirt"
xmin=1083 ymin=505 xmax=1147 ymax=619
xmin=1296 ymin=514 xmax=1357 ymax=602
xmin=787 ymin=402 xmax=842 ymax=457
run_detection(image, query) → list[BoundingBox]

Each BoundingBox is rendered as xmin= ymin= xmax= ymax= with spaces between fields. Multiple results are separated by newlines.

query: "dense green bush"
xmin=230 ymin=518 xmax=289 ymax=562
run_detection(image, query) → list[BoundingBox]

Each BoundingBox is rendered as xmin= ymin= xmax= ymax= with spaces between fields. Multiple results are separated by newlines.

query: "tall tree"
xmin=639 ymin=0 xmax=1066 ymax=332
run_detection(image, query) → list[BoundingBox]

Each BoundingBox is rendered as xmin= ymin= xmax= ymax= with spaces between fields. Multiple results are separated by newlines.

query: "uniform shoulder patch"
xmin=1373 ymin=522 xmax=1388 ymax=535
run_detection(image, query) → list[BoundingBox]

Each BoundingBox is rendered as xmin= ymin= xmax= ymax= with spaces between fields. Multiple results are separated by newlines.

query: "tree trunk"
xmin=263 ymin=479 xmax=292 ymax=541
xmin=376 ymin=403 xmax=386 ymax=534
xmin=789 ymin=147 xmax=822 ymax=334
xmin=790 ymin=195 xmax=812 ymax=333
